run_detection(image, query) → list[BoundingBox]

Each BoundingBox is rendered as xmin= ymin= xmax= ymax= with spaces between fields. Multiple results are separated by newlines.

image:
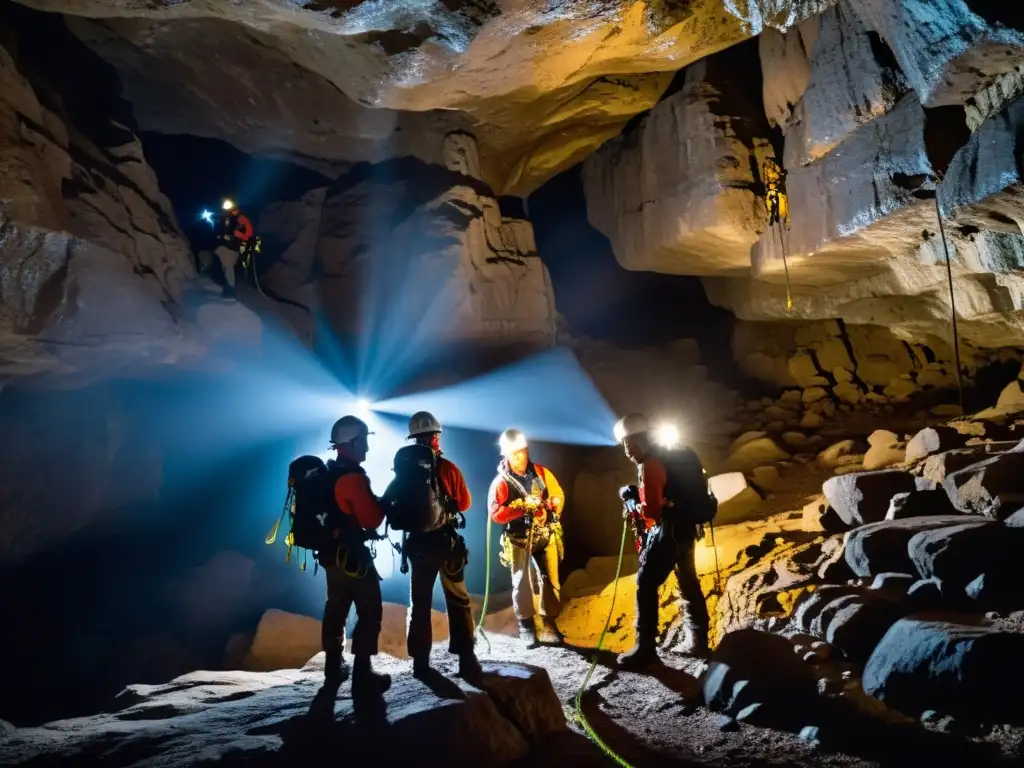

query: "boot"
xmin=518 ymin=618 xmax=540 ymax=650
xmin=412 ymin=655 xmax=432 ymax=680
xmin=679 ymin=624 xmax=710 ymax=657
xmin=617 ymin=643 xmax=658 ymax=670
xmin=324 ymin=648 xmax=349 ymax=685
xmin=458 ymin=652 xmax=483 ymax=682
xmin=539 ymin=616 xmax=564 ymax=645
xmin=351 ymin=655 xmax=391 ymax=696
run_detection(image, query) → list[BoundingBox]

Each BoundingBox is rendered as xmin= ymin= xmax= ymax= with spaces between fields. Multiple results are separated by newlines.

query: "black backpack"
xmin=659 ymin=446 xmax=718 ymax=526
xmin=266 ymin=455 xmax=357 ymax=562
xmin=382 ymin=443 xmax=446 ymax=533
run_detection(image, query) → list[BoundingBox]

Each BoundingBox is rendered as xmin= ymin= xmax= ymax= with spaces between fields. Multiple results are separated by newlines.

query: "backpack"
xmin=659 ymin=447 xmax=718 ymax=526
xmin=382 ymin=443 xmax=446 ymax=533
xmin=265 ymin=455 xmax=357 ymax=564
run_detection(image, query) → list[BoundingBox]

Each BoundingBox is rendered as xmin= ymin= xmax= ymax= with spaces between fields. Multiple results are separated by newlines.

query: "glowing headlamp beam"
xmin=653 ymin=422 xmax=680 ymax=449
xmin=199 ymin=209 xmax=214 ymax=225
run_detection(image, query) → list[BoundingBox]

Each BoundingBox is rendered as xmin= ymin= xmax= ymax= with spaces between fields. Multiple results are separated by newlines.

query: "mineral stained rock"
xmin=16 ymin=0 xmax=837 ymax=196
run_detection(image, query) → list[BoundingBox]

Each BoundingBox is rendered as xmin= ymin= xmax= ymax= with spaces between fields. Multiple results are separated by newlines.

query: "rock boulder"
xmin=0 ymin=652 xmax=567 ymax=765
xmin=942 ymin=450 xmax=1024 ymax=519
xmin=823 ymin=469 xmax=917 ymax=527
xmin=863 ymin=616 xmax=1024 ymax=724
xmin=844 ymin=515 xmax=978 ymax=579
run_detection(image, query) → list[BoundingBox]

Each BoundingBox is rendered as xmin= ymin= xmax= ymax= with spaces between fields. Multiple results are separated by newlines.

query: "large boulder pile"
xmin=731 ymin=319 xmax=1000 ymax=397
xmin=709 ymin=405 xmax=1024 ymax=730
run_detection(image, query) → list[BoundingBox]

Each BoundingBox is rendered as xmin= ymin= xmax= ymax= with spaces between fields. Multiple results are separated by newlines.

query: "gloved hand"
xmin=619 ymin=484 xmax=640 ymax=503
xmin=545 ymin=497 xmax=560 ymax=512
xmin=525 ymin=494 xmax=541 ymax=508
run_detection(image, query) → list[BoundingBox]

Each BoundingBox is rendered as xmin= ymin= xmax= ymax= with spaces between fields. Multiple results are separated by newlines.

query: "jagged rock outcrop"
xmin=259 ymin=134 xmax=557 ymax=349
xmin=581 ymin=40 xmax=773 ymax=276
xmin=0 ymin=653 xmax=568 ymax=765
xmin=15 ymin=0 xmax=836 ymax=196
xmin=0 ymin=7 xmax=261 ymax=385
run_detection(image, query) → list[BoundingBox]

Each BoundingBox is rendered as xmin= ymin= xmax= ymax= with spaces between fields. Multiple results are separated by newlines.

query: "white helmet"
xmin=499 ymin=428 xmax=528 ymax=456
xmin=613 ymin=413 xmax=648 ymax=443
xmin=408 ymin=411 xmax=442 ymax=438
xmin=330 ymin=415 xmax=371 ymax=445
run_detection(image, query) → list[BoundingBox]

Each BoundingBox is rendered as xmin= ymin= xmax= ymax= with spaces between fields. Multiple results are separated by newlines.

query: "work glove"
xmin=525 ymin=494 xmax=541 ymax=508
xmin=619 ymin=484 xmax=640 ymax=503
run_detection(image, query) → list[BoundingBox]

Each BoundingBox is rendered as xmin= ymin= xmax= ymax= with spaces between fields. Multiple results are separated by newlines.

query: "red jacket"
xmin=488 ymin=462 xmax=564 ymax=527
xmin=232 ymin=212 xmax=254 ymax=242
xmin=638 ymin=454 xmax=667 ymax=529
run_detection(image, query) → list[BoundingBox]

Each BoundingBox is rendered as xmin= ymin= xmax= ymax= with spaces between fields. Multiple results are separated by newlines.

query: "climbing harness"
xmin=568 ymin=515 xmax=634 ymax=768
xmin=933 ymin=195 xmax=966 ymax=413
xmin=764 ymin=158 xmax=794 ymax=312
xmin=240 ymin=236 xmax=268 ymax=299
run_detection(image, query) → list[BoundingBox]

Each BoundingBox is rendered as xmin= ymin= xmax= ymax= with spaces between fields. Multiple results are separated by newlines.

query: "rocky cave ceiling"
xmin=15 ymin=0 xmax=837 ymax=195
xmin=5 ymin=0 xmax=1024 ymax=388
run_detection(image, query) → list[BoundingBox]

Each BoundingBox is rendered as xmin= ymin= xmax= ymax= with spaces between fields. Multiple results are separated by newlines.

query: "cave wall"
xmin=581 ymin=39 xmax=774 ymax=277
xmin=257 ymin=133 xmax=558 ymax=350
xmin=580 ymin=0 xmax=1024 ymax=356
xmin=0 ymin=3 xmax=264 ymax=386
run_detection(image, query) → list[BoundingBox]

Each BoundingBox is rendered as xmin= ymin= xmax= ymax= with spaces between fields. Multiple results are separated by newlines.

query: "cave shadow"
xmin=645 ymin=661 xmax=701 ymax=702
xmin=777 ymin=697 xmax=1012 ymax=767
xmin=252 ymin=683 xmax=391 ymax=767
xmin=412 ymin=668 xmax=468 ymax=700
xmin=576 ymin=687 xmax=701 ymax=768
xmin=558 ymin=642 xmax=621 ymax=671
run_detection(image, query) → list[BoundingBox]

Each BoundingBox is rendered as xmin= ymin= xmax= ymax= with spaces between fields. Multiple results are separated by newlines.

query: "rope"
xmin=475 ymin=517 xmax=493 ymax=654
xmin=771 ymin=220 xmax=794 ymax=312
xmin=934 ymin=195 xmax=965 ymax=413
xmin=569 ymin=517 xmax=635 ymax=768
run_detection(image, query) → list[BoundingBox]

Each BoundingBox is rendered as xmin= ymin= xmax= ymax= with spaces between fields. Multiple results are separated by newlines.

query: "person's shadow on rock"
xmin=414 ymin=667 xmax=467 ymax=700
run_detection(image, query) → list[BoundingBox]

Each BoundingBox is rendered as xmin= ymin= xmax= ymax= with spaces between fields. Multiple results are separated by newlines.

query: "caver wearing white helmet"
xmin=488 ymin=427 xmax=566 ymax=648
xmin=407 ymin=411 xmax=442 ymax=438
xmin=393 ymin=410 xmax=482 ymax=681
xmin=330 ymin=415 xmax=373 ymax=461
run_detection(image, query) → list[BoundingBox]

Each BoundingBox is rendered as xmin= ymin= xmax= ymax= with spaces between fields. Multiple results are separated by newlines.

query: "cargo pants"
xmin=509 ymin=532 xmax=561 ymax=621
xmin=405 ymin=528 xmax=475 ymax=658
xmin=321 ymin=545 xmax=382 ymax=658
xmin=635 ymin=522 xmax=709 ymax=648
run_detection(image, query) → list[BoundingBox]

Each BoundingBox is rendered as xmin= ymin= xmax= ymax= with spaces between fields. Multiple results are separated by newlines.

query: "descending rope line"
xmin=568 ymin=518 xmax=634 ymax=768
xmin=474 ymin=518 xmax=493 ymax=654
xmin=934 ymin=195 xmax=965 ymax=413
xmin=772 ymin=220 xmax=794 ymax=313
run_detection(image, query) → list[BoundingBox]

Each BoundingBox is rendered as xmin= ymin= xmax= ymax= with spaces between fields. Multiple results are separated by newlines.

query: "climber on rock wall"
xmin=397 ymin=411 xmax=484 ymax=681
xmin=487 ymin=428 xmax=566 ymax=649
xmin=615 ymin=412 xmax=711 ymax=669
xmin=213 ymin=198 xmax=254 ymax=298
xmin=320 ymin=415 xmax=391 ymax=695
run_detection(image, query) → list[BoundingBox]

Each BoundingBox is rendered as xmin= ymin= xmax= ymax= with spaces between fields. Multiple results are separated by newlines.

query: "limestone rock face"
xmin=702 ymin=3 xmax=1024 ymax=345
xmin=17 ymin=0 xmax=836 ymax=196
xmin=581 ymin=42 xmax=773 ymax=276
xmin=775 ymin=0 xmax=911 ymax=168
xmin=259 ymin=142 xmax=557 ymax=349
xmin=0 ymin=12 xmax=266 ymax=385
xmin=853 ymin=0 xmax=1024 ymax=107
